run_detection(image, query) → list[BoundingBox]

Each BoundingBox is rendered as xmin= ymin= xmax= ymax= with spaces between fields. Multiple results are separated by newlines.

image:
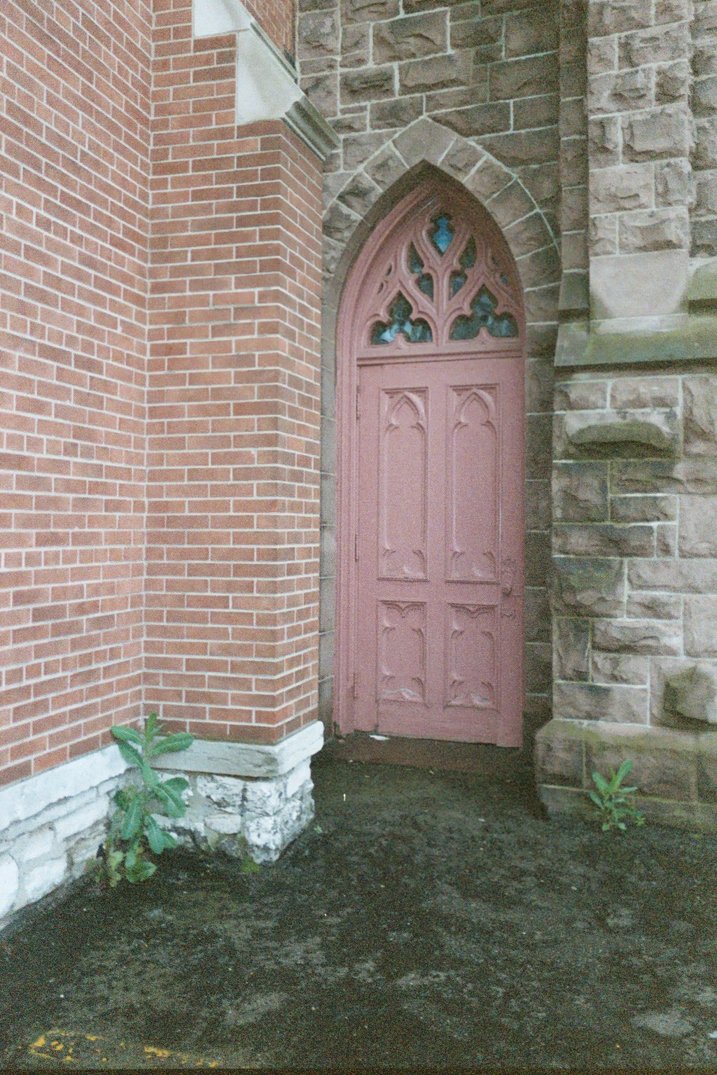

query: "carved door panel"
xmin=354 ymin=357 xmax=523 ymax=745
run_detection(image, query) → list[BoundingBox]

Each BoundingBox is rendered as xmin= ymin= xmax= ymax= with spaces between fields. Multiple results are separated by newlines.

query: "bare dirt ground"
xmin=1 ymin=752 xmax=717 ymax=1071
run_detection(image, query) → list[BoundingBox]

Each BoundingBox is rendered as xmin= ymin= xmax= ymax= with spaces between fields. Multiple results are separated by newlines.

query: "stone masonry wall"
xmin=543 ymin=364 xmax=717 ymax=816
xmin=296 ymin=0 xmax=562 ymax=736
xmin=691 ymin=0 xmax=717 ymax=255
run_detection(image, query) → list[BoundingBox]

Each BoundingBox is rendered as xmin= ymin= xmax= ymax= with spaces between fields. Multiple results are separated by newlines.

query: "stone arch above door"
xmin=323 ymin=117 xmax=560 ymax=329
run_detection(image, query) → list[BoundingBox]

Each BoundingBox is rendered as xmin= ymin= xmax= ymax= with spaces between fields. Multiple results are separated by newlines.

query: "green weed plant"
xmin=100 ymin=714 xmax=193 ymax=885
xmin=589 ymin=759 xmax=646 ymax=833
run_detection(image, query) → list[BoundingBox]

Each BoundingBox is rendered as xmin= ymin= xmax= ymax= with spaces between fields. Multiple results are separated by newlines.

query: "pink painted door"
xmin=338 ymin=183 xmax=525 ymax=747
xmin=354 ymin=356 xmax=523 ymax=746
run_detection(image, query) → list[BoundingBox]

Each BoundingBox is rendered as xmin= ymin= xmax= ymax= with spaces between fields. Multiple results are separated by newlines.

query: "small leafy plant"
xmin=589 ymin=759 xmax=646 ymax=833
xmin=100 ymin=713 xmax=193 ymax=886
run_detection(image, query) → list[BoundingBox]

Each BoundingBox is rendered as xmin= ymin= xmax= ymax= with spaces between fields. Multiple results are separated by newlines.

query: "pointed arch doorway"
xmin=335 ymin=177 xmax=526 ymax=748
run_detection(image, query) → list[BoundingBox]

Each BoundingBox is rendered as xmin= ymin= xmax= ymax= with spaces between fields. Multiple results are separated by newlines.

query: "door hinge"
xmin=355 ymin=387 xmax=360 ymax=420
xmin=352 ymin=672 xmax=358 ymax=699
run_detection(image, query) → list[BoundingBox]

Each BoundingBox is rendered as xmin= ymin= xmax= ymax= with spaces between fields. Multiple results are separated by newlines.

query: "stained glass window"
xmin=450 ymin=287 xmax=519 ymax=340
xmin=371 ymin=293 xmax=433 ymax=345
xmin=429 ymin=214 xmax=454 ymax=254
xmin=408 ymin=244 xmax=434 ymax=300
xmin=449 ymin=237 xmax=477 ymax=297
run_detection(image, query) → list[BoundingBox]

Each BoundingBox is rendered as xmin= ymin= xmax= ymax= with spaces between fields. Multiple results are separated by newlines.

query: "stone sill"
xmin=556 ymin=314 xmax=717 ymax=369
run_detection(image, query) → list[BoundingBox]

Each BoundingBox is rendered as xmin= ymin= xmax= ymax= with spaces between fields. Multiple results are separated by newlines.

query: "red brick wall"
xmin=0 ymin=0 xmax=152 ymax=785
xmin=0 ymin=0 xmax=319 ymax=787
xmin=148 ymin=1 xmax=322 ymax=746
xmin=244 ymin=0 xmax=295 ymax=58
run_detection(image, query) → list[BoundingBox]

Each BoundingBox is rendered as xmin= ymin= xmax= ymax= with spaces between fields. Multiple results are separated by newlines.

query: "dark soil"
xmin=2 ymin=754 xmax=717 ymax=1071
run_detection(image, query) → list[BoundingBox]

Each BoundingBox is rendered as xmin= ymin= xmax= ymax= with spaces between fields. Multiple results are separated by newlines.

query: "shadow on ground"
xmin=1 ymin=754 xmax=717 ymax=1070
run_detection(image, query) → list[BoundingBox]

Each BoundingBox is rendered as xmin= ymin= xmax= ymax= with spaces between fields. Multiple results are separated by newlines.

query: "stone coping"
xmin=556 ymin=314 xmax=717 ymax=368
xmin=193 ymin=0 xmax=338 ymax=161
xmin=0 ymin=747 xmax=129 ymax=830
xmin=152 ymin=721 xmax=325 ymax=779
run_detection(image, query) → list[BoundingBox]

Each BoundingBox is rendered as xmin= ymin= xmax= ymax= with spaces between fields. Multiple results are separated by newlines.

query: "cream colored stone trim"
xmin=152 ymin=720 xmax=325 ymax=779
xmin=192 ymin=0 xmax=338 ymax=161
xmin=0 ymin=746 xmax=129 ymax=830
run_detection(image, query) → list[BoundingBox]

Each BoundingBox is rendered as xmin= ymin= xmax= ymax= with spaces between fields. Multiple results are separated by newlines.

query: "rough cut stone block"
xmin=298 ymin=11 xmax=341 ymax=57
xmin=553 ymin=522 xmax=654 ymax=557
xmin=553 ymin=462 xmax=609 ymax=522
xmin=622 ymin=106 xmax=690 ymax=161
xmin=364 ymin=144 xmax=406 ymax=190
xmin=588 ymin=0 xmax=652 ymax=36
xmin=686 ymin=597 xmax=717 ymax=658
xmin=343 ymin=131 xmax=392 ymax=170
xmin=490 ymin=53 xmax=559 ymax=100
xmin=585 ymin=725 xmax=698 ymax=802
xmin=592 ymin=619 xmax=681 ymax=656
xmin=656 ymin=61 xmax=692 ymax=104
xmin=694 ymin=76 xmax=717 ymax=117
xmin=392 ymin=117 xmax=456 ymax=165
xmin=629 ymin=558 xmax=717 ymax=594
xmin=554 ymin=617 xmax=590 ymax=680
xmin=53 ymin=799 xmax=108 ymax=842
xmin=619 ymin=208 xmax=690 ymax=252
xmin=373 ymin=11 xmax=447 ymax=61
xmin=0 ymin=856 xmax=19 ymax=918
xmin=680 ymin=496 xmax=717 ymax=557
xmin=342 ymin=23 xmax=371 ymax=67
xmin=563 ymin=410 xmax=679 ymax=457
xmin=619 ymin=22 xmax=690 ymax=68
xmin=613 ymin=459 xmax=717 ymax=496
xmin=505 ymin=8 xmax=558 ymax=56
xmin=694 ymin=117 xmax=717 ymax=170
xmin=591 ymin=651 xmax=649 ymax=685
xmin=552 ymin=556 xmax=625 ymax=616
xmin=554 ymin=681 xmax=648 ymax=724
xmin=626 ymin=592 xmax=682 ymax=620
xmin=590 ymin=164 xmax=653 ymax=212
xmin=301 ymin=73 xmax=339 ymax=119
xmin=463 ymin=157 xmax=511 ymax=203
xmin=342 ymin=0 xmax=399 ymax=23
xmin=337 ymin=171 xmax=380 ymax=215
xmin=589 ymin=69 xmax=652 ymax=115
xmin=589 ymin=214 xmax=618 ymax=255
xmin=341 ymin=66 xmax=395 ymax=104
xmin=609 ymin=376 xmax=679 ymax=410
xmin=554 ymin=380 xmax=608 ymax=412
xmin=436 ymin=102 xmax=511 ymax=139
xmin=610 ymin=494 xmax=677 ymax=522
xmin=588 ymin=115 xmax=621 ymax=167
xmin=23 ymin=856 xmax=67 ymax=903
xmin=664 ymin=665 xmax=717 ymax=725
xmin=450 ymin=13 xmax=503 ymax=50
xmin=684 ymin=376 xmax=717 ymax=457
xmin=324 ymin=200 xmax=360 ymax=244
xmin=696 ymin=735 xmax=717 ymax=802
xmin=534 ymin=719 xmax=585 ymax=787
xmin=370 ymin=96 xmax=423 ymax=130
xmin=400 ymin=51 xmax=474 ymax=94
xmin=656 ymin=522 xmax=677 ymax=557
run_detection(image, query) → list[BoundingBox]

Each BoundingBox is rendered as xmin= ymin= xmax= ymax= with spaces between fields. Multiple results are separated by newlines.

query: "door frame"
xmin=335 ymin=178 xmax=527 ymax=742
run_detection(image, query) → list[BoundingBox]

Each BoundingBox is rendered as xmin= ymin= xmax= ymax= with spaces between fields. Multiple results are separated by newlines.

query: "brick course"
xmin=0 ymin=0 xmax=323 ymax=787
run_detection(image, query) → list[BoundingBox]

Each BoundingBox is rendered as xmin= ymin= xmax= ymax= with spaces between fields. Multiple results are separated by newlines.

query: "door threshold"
xmin=323 ymin=732 xmax=531 ymax=777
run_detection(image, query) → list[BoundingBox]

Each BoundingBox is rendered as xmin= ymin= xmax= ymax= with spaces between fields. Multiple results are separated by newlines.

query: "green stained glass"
xmin=450 ymin=287 xmax=518 ymax=341
xmin=407 ymin=244 xmax=434 ymax=299
xmin=371 ymin=292 xmax=433 ymax=345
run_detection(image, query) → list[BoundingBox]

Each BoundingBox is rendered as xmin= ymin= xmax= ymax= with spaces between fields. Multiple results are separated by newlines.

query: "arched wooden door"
xmin=336 ymin=179 xmax=525 ymax=747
